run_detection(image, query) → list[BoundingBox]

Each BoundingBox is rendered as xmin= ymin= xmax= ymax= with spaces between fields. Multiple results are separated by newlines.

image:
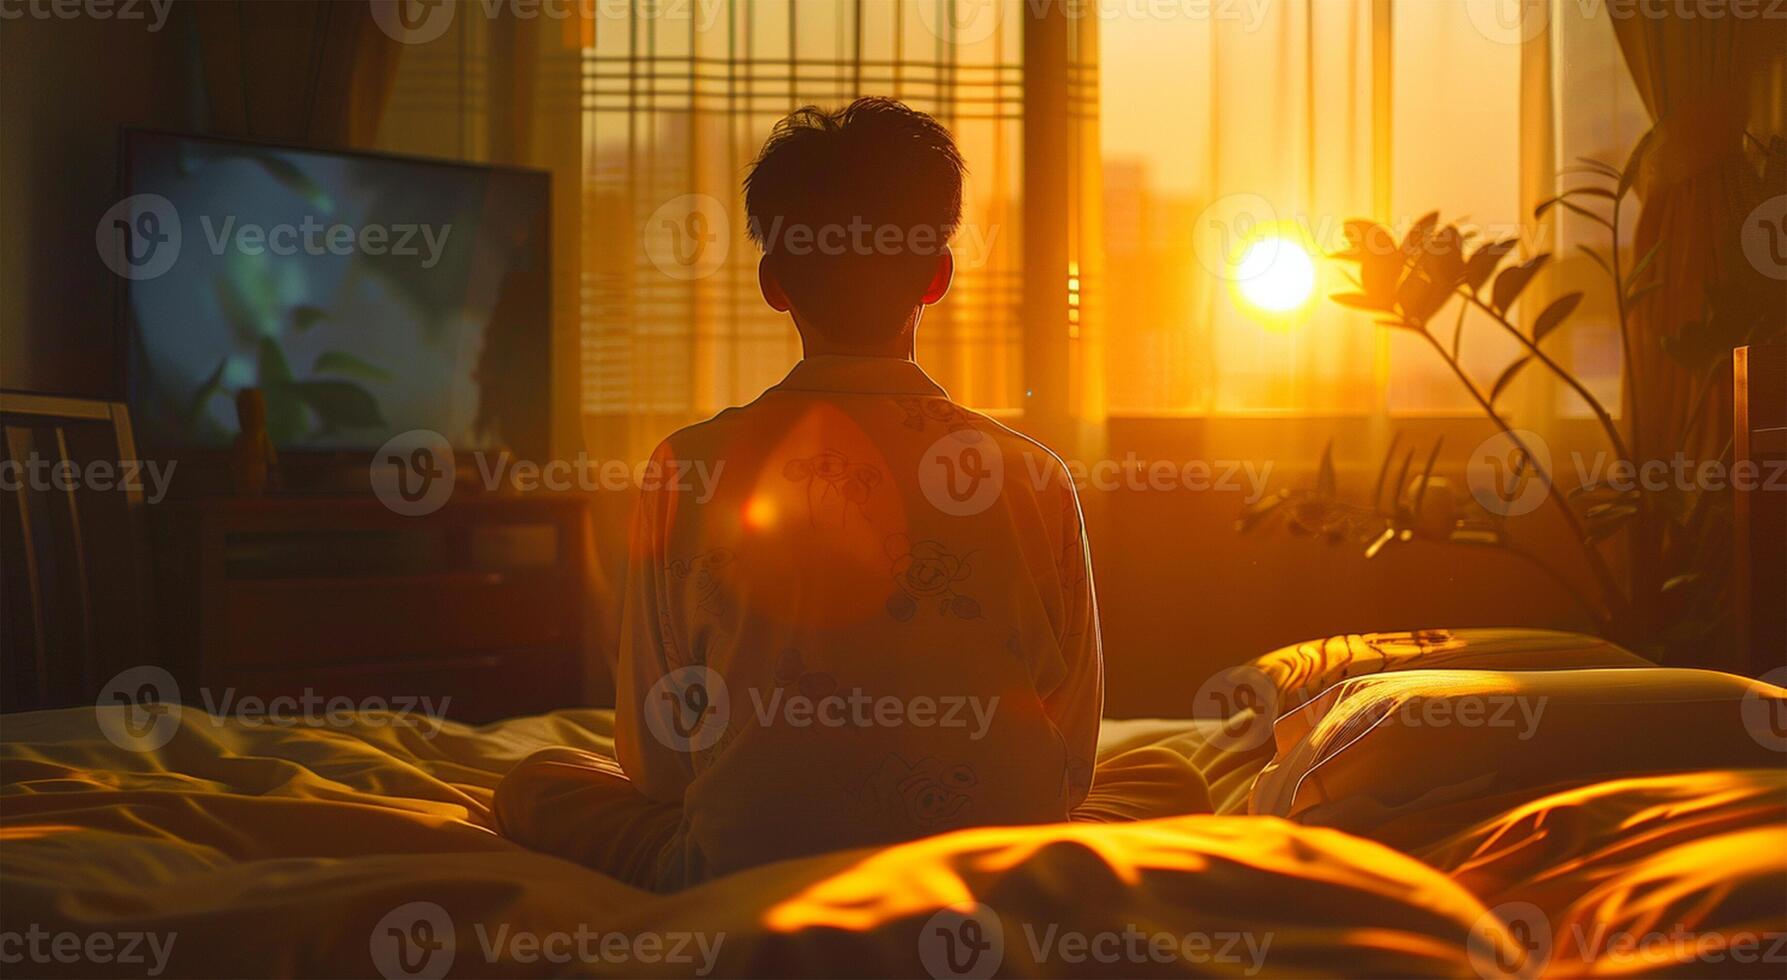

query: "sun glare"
xmin=1234 ymin=236 xmax=1317 ymax=314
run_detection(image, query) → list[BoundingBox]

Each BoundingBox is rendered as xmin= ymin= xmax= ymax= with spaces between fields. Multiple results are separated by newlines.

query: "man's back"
xmin=615 ymin=355 xmax=1103 ymax=886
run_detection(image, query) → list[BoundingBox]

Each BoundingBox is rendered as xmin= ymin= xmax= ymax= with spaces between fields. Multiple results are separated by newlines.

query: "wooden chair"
xmin=1 ymin=392 xmax=156 ymax=712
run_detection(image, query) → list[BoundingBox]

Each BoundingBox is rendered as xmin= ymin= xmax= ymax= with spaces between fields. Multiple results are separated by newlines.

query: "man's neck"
xmin=798 ymin=336 xmax=916 ymax=361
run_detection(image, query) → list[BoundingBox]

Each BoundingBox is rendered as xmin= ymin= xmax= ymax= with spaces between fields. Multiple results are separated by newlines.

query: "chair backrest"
xmin=1 ymin=392 xmax=155 ymax=712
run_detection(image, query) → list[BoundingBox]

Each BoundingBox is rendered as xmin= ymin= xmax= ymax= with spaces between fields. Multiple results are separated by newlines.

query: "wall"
xmin=1 ymin=6 xmax=193 ymax=397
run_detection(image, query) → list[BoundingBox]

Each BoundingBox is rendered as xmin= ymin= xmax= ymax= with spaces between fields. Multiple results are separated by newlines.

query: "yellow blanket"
xmin=6 ymin=629 xmax=1779 ymax=980
xmin=4 ymin=701 xmax=1780 ymax=977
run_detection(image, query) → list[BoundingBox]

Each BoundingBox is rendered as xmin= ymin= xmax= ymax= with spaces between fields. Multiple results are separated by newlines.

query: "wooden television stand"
xmin=152 ymin=493 xmax=607 ymax=724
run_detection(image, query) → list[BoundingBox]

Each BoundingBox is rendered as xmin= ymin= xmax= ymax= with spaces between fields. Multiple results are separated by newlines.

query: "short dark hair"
xmin=744 ymin=98 xmax=965 ymax=342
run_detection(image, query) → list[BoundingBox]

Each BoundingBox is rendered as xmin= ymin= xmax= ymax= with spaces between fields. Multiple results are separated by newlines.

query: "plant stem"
xmin=1610 ymin=193 xmax=1656 ymax=639
xmin=1460 ymin=290 xmax=1632 ymax=464
xmin=1419 ymin=329 xmax=1631 ymax=627
xmin=1611 ymin=195 xmax=1641 ymax=464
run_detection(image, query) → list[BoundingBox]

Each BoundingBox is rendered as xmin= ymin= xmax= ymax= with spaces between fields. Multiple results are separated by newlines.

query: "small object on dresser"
xmin=232 ymin=388 xmax=279 ymax=497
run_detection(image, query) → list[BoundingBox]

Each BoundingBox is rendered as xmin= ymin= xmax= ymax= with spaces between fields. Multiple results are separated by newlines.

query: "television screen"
xmin=120 ymin=131 xmax=550 ymax=458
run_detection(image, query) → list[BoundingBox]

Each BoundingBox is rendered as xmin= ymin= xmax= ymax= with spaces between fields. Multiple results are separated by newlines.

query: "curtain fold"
xmin=1610 ymin=14 xmax=1783 ymax=459
xmin=1608 ymin=12 xmax=1784 ymax=628
xmin=192 ymin=0 xmax=403 ymax=147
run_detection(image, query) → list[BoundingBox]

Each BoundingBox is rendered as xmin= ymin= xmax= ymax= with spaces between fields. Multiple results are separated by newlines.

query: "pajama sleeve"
xmin=1041 ymin=478 xmax=1104 ymax=809
xmin=614 ymin=446 xmax=696 ymax=802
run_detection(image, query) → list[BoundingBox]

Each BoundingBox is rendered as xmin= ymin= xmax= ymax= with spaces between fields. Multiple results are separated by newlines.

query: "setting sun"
xmin=1234 ymin=236 xmax=1317 ymax=314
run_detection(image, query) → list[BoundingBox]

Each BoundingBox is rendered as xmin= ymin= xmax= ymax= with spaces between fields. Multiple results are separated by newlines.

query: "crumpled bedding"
xmin=2 ymin=629 xmax=1781 ymax=977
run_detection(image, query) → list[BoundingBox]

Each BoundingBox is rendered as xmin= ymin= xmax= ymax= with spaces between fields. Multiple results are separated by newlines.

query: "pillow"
xmin=1247 ymin=628 xmax=1650 ymax=713
xmin=1248 ymin=667 xmax=1786 ymax=838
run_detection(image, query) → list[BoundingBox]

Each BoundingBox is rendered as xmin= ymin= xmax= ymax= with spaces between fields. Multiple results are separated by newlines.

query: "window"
xmin=1099 ymin=0 xmax=1634 ymax=418
xmin=580 ymin=0 xmax=1026 ymax=433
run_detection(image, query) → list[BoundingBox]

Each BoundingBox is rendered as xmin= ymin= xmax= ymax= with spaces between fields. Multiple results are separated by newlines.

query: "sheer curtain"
xmin=1099 ymin=0 xmax=1656 ymax=423
xmin=1102 ymin=0 xmax=1381 ymax=416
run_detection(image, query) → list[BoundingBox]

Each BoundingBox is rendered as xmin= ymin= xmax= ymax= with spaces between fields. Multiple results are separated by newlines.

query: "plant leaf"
xmin=1372 ymin=431 xmax=1402 ymax=512
xmin=1331 ymin=292 xmax=1390 ymax=312
xmin=257 ymin=336 xmax=293 ymax=386
xmin=1584 ymin=502 xmax=1639 ymax=542
xmin=1532 ymin=291 xmax=1584 ymax=344
xmin=313 ymin=350 xmax=393 ymax=382
xmin=275 ymin=380 xmax=386 ymax=433
xmin=1316 ymin=441 xmax=1337 ymax=498
xmin=1576 ymin=244 xmax=1614 ymax=279
xmin=1626 ymin=279 xmax=1664 ymax=307
xmin=1390 ymin=446 xmax=1415 ymax=514
xmin=291 ymin=306 xmax=328 ymax=332
xmin=1490 ymin=355 xmax=1533 ymax=405
xmin=1335 ymin=220 xmax=1393 ymax=261
xmin=1401 ymin=211 xmax=1441 ymax=258
xmin=1412 ymin=437 xmax=1444 ymax=521
xmin=183 ymin=356 xmax=230 ymax=432
xmin=1544 ymin=198 xmax=1615 ymax=229
xmin=1624 ymin=239 xmax=1663 ymax=291
xmin=1661 ymin=572 xmax=1703 ymax=595
xmin=1465 ymin=239 xmax=1518 ymax=292
xmin=1491 ymin=254 xmax=1551 ymax=315
xmin=1574 ymin=156 xmax=1622 ymax=179
xmin=1617 ymin=127 xmax=1655 ymax=199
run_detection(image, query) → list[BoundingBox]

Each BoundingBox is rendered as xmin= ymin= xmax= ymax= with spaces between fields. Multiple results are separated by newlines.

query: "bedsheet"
xmin=4 ymin=628 xmax=1779 ymax=978
xmin=3 ymin=698 xmax=1781 ymax=978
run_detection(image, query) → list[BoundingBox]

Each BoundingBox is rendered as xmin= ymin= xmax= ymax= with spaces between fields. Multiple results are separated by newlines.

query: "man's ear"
xmin=920 ymin=246 xmax=954 ymax=305
xmin=758 ymin=257 xmax=791 ymax=312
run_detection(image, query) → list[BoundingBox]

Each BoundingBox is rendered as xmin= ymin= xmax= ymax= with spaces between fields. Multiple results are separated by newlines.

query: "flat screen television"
xmin=120 ymin=130 xmax=551 ymax=465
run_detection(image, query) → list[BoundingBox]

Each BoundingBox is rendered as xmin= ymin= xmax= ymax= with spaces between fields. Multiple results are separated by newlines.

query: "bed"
xmin=3 ymin=628 xmax=1783 ymax=978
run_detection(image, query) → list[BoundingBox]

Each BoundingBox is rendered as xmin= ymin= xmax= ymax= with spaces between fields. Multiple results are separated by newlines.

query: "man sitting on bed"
xmin=495 ymin=98 xmax=1206 ymax=891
